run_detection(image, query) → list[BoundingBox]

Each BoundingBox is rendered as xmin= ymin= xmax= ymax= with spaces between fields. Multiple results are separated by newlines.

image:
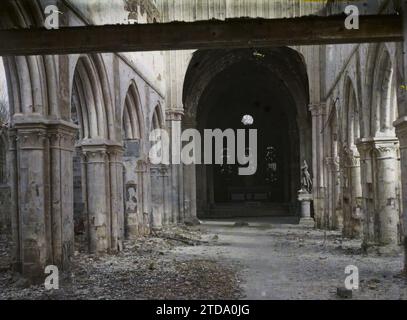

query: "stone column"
xmin=357 ymin=139 xmax=375 ymax=245
xmin=324 ymin=157 xmax=333 ymax=229
xmin=373 ymin=140 xmax=400 ymax=246
xmin=16 ymin=124 xmax=50 ymax=280
xmin=395 ymin=117 xmax=407 ymax=271
xmin=136 ymin=159 xmax=150 ymax=235
xmin=48 ymin=123 xmax=77 ymax=269
xmin=107 ymin=145 xmax=124 ymax=251
xmin=342 ymin=148 xmax=362 ymax=238
xmin=161 ymin=165 xmax=171 ymax=225
xmin=326 ymin=157 xmax=342 ymax=230
xmin=309 ymin=103 xmax=326 ymax=229
xmin=334 ymin=157 xmax=343 ymax=230
xmin=8 ymin=130 xmax=19 ymax=272
xmin=182 ymin=115 xmax=199 ymax=224
xmin=166 ymin=109 xmax=184 ymax=224
xmin=150 ymin=165 xmax=164 ymax=230
xmin=398 ymin=0 xmax=407 ymax=271
xmin=10 ymin=119 xmax=77 ymax=282
xmin=358 ymin=138 xmax=401 ymax=248
xmin=82 ymin=144 xmax=110 ymax=254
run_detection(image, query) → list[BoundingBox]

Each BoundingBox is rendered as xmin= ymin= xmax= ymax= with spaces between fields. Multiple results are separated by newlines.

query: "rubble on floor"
xmin=0 ymin=226 xmax=242 ymax=300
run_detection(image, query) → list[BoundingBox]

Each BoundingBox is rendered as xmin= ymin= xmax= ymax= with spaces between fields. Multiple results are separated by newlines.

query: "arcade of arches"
xmin=0 ymin=0 xmax=407 ymax=284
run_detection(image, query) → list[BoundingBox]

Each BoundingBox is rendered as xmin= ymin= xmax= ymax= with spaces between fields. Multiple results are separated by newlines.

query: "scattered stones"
xmin=0 ymin=225 xmax=241 ymax=300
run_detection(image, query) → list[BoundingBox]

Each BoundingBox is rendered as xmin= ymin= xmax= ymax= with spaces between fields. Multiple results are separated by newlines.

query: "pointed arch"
xmin=342 ymin=76 xmax=360 ymax=148
xmin=71 ymin=55 xmax=115 ymax=140
xmin=1 ymin=0 xmax=59 ymax=118
xmin=371 ymin=45 xmax=398 ymax=137
xmin=151 ymin=103 xmax=165 ymax=131
xmin=122 ymin=81 xmax=145 ymax=140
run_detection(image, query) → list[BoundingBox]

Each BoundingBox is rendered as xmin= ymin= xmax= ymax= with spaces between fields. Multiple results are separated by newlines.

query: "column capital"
xmin=16 ymin=128 xmax=48 ymax=150
xmin=342 ymin=145 xmax=360 ymax=167
xmin=373 ymin=141 xmax=399 ymax=159
xmin=356 ymin=139 xmax=374 ymax=158
xmin=82 ymin=149 xmax=108 ymax=163
xmin=357 ymin=137 xmax=399 ymax=159
xmin=107 ymin=145 xmax=124 ymax=164
xmin=12 ymin=119 xmax=78 ymax=151
xmin=81 ymin=143 xmax=109 ymax=163
xmin=165 ymin=109 xmax=184 ymax=121
xmin=48 ymin=131 xmax=76 ymax=151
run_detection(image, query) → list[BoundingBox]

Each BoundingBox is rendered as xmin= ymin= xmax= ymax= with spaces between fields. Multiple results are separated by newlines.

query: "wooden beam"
xmin=0 ymin=14 xmax=402 ymax=56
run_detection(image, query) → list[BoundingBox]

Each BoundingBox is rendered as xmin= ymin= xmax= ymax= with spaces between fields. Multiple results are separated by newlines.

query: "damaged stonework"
xmin=0 ymin=125 xmax=9 ymax=234
xmin=7 ymin=119 xmax=77 ymax=283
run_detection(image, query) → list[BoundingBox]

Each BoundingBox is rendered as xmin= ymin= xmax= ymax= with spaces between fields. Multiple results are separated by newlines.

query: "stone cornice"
xmin=16 ymin=129 xmax=48 ymax=150
xmin=11 ymin=115 xmax=79 ymax=131
xmin=79 ymin=138 xmax=123 ymax=149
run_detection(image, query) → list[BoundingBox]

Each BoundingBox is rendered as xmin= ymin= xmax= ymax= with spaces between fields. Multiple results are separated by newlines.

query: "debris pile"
xmin=0 ymin=225 xmax=241 ymax=300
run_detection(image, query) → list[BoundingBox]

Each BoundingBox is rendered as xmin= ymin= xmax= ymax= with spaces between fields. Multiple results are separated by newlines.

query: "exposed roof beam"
xmin=0 ymin=14 xmax=402 ymax=56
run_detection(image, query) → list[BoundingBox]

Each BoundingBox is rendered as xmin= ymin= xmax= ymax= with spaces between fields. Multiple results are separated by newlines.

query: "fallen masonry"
xmin=0 ymin=226 xmax=242 ymax=300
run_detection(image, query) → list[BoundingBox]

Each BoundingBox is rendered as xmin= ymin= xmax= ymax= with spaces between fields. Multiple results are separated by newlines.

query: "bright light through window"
xmin=241 ymin=115 xmax=254 ymax=126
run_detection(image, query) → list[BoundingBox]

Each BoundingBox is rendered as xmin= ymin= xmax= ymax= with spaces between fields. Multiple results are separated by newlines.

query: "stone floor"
xmin=1 ymin=218 xmax=407 ymax=300
xmin=177 ymin=218 xmax=407 ymax=300
xmin=0 ymin=227 xmax=241 ymax=300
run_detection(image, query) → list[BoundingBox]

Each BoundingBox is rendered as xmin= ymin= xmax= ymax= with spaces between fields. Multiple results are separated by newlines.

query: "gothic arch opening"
xmin=70 ymin=55 xmax=123 ymax=253
xmin=122 ymin=82 xmax=148 ymax=238
xmin=150 ymin=104 xmax=168 ymax=228
xmin=340 ymin=77 xmax=363 ymax=238
xmin=372 ymin=48 xmax=398 ymax=137
xmin=325 ymin=101 xmax=343 ymax=230
xmin=183 ymin=48 xmax=311 ymax=219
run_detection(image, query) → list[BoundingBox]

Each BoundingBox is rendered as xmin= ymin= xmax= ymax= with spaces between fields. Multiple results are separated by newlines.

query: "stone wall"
xmin=0 ymin=185 xmax=10 ymax=233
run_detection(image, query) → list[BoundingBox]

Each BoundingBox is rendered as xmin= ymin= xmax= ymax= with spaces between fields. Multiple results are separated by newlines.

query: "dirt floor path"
xmin=176 ymin=218 xmax=407 ymax=300
xmin=1 ymin=218 xmax=407 ymax=300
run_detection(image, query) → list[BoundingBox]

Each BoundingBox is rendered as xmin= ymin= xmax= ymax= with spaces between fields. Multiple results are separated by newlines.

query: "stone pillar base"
xmin=299 ymin=217 xmax=315 ymax=227
xmin=362 ymin=243 xmax=402 ymax=256
xmin=298 ymin=190 xmax=314 ymax=227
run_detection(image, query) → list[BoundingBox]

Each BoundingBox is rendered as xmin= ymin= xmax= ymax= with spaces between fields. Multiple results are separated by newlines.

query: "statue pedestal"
xmin=298 ymin=190 xmax=314 ymax=227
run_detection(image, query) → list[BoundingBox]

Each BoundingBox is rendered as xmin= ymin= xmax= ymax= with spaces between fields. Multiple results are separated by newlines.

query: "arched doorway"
xmin=122 ymin=81 xmax=149 ymax=238
xmin=70 ymin=55 xmax=123 ymax=253
xmin=183 ymin=48 xmax=311 ymax=219
xmin=340 ymin=77 xmax=363 ymax=238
